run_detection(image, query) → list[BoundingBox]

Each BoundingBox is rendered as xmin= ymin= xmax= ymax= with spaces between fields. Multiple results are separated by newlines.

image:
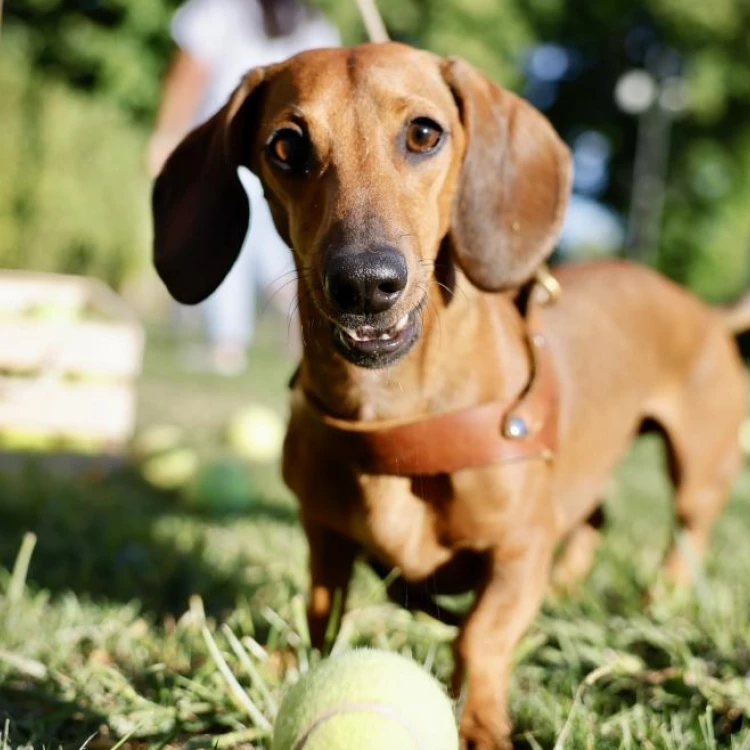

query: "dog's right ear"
xmin=441 ymin=58 xmax=571 ymax=292
xmin=152 ymin=68 xmax=266 ymax=305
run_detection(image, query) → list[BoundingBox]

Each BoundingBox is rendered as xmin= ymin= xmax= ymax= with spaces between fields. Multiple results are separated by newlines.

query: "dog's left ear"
xmin=152 ymin=68 xmax=266 ymax=305
xmin=442 ymin=57 xmax=572 ymax=292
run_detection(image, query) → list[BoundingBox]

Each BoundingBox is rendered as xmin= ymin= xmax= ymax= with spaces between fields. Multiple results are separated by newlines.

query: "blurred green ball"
xmin=182 ymin=458 xmax=255 ymax=512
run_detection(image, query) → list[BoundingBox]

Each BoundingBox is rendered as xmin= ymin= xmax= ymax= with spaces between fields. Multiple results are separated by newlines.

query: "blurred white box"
xmin=0 ymin=270 xmax=145 ymax=451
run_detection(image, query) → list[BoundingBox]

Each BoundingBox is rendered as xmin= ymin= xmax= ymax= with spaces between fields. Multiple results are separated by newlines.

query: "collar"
xmin=291 ymin=269 xmax=560 ymax=477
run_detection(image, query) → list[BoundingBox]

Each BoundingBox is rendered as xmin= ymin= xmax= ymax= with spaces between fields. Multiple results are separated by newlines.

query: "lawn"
xmin=1 ymin=318 xmax=749 ymax=750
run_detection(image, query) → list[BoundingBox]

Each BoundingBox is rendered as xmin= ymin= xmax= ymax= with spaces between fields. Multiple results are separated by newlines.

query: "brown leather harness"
xmin=291 ymin=269 xmax=561 ymax=477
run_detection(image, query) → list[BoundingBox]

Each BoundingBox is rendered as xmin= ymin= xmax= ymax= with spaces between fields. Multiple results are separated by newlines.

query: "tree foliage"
xmin=2 ymin=0 xmax=748 ymax=297
xmin=0 ymin=26 xmax=150 ymax=286
xmin=4 ymin=0 xmax=180 ymax=121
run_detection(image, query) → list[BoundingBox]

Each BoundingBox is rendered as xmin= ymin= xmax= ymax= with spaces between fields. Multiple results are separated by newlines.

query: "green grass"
xmin=1 ymin=320 xmax=750 ymax=749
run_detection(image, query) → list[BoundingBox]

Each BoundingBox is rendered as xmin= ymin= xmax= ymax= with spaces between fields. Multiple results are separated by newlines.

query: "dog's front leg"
xmin=304 ymin=522 xmax=360 ymax=650
xmin=454 ymin=532 xmax=555 ymax=750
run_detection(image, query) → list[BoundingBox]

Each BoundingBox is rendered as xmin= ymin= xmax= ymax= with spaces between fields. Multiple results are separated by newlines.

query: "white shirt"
xmin=171 ymin=0 xmax=341 ymax=126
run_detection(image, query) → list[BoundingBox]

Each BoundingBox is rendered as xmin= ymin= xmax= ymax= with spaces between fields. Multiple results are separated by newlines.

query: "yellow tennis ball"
xmin=140 ymin=447 xmax=198 ymax=490
xmin=130 ymin=424 xmax=186 ymax=462
xmin=225 ymin=405 xmax=285 ymax=463
xmin=272 ymin=649 xmax=458 ymax=750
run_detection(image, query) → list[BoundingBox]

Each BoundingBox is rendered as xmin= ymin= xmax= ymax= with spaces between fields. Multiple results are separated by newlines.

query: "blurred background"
xmin=1 ymin=0 xmax=750 ymax=306
xmin=2 ymin=3 xmax=750 ymax=748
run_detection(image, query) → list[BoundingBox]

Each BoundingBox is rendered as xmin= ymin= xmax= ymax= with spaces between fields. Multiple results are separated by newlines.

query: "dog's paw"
xmin=459 ymin=704 xmax=513 ymax=750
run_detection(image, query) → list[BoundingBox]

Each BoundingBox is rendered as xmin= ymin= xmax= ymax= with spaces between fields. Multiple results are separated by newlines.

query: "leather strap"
xmin=294 ymin=272 xmax=560 ymax=477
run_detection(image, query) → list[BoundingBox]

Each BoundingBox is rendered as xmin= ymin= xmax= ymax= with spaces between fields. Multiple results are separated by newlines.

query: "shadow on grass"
xmin=0 ymin=678 xmax=242 ymax=750
xmin=0 ymin=452 xmax=299 ymax=620
xmin=0 ymin=685 xmax=105 ymax=750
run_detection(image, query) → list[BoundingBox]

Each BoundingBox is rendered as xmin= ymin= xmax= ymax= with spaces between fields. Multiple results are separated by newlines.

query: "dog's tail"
xmin=721 ymin=291 xmax=750 ymax=334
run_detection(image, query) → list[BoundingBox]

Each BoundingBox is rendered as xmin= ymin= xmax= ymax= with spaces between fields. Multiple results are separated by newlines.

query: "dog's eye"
xmin=405 ymin=118 xmax=443 ymax=155
xmin=267 ymin=128 xmax=310 ymax=173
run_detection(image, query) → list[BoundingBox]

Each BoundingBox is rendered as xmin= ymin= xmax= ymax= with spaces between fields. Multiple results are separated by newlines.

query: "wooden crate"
xmin=0 ymin=270 xmax=145 ymax=453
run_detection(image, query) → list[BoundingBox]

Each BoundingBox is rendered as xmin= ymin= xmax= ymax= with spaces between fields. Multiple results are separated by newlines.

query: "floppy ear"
xmin=152 ymin=68 xmax=266 ymax=304
xmin=442 ymin=58 xmax=572 ymax=292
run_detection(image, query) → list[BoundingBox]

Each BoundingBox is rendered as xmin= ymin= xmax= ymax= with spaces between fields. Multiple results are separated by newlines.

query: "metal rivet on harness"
xmin=534 ymin=266 xmax=562 ymax=307
xmin=503 ymin=415 xmax=529 ymax=440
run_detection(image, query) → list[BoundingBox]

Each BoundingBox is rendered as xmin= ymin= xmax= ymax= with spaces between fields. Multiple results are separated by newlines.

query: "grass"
xmin=1 ymin=318 xmax=750 ymax=749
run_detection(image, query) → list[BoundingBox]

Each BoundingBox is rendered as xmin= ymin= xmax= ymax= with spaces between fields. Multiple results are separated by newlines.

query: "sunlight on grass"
xmin=1 ymin=328 xmax=749 ymax=749
xmin=2 ymin=445 xmax=750 ymax=750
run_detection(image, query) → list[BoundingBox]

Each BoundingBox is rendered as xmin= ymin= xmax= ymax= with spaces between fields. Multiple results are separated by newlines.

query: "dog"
xmin=152 ymin=42 xmax=750 ymax=749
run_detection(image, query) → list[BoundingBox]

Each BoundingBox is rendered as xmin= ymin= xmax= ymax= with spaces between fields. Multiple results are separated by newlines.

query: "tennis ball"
xmin=140 ymin=446 xmax=198 ymax=490
xmin=225 ymin=404 xmax=284 ymax=463
xmin=272 ymin=649 xmax=458 ymax=750
xmin=130 ymin=424 xmax=186 ymax=462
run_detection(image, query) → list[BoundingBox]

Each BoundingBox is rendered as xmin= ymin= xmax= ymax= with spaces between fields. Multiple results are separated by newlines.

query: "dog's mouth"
xmin=332 ymin=309 xmax=420 ymax=368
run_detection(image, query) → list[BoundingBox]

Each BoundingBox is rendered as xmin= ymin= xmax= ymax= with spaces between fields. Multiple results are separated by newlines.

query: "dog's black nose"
xmin=324 ymin=247 xmax=407 ymax=315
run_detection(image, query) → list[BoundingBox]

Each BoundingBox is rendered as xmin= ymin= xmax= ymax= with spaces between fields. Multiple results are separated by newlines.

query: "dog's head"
xmin=153 ymin=42 xmax=571 ymax=368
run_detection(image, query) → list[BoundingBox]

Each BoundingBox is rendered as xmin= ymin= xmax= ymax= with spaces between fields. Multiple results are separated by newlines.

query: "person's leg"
xmin=241 ymin=168 xmax=300 ymax=355
xmin=195 ymin=173 xmax=258 ymax=375
xmin=195 ymin=169 xmax=298 ymax=373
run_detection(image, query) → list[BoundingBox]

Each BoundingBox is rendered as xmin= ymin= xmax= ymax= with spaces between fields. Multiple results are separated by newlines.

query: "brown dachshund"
xmin=152 ymin=42 xmax=750 ymax=749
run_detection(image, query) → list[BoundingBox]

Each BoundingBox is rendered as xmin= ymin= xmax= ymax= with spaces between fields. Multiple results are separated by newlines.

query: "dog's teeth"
xmin=394 ymin=314 xmax=409 ymax=332
xmin=344 ymin=327 xmax=377 ymax=342
xmin=342 ymin=315 xmax=409 ymax=344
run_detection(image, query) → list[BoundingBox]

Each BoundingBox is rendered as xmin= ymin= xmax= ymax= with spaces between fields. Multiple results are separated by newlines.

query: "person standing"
xmin=148 ymin=0 xmax=340 ymax=375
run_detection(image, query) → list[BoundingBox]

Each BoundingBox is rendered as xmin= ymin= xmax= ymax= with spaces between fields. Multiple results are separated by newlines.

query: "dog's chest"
xmin=350 ymin=474 xmax=461 ymax=580
xmin=284 ymin=399 xmax=546 ymax=580
xmin=347 ymin=470 xmax=525 ymax=580
xmin=285 ymin=433 xmax=450 ymax=579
